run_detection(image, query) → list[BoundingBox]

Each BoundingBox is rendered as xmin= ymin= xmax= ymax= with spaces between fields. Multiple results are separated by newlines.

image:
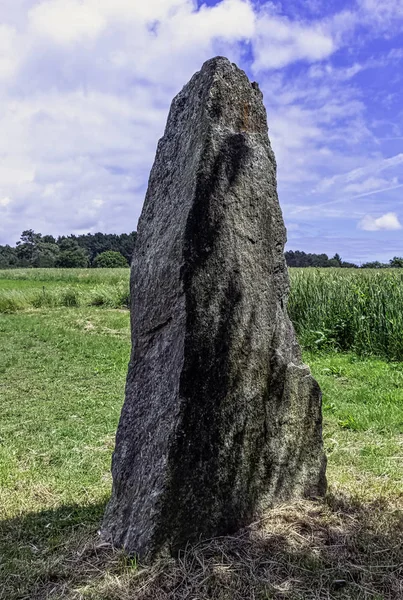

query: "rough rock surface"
xmin=102 ymin=56 xmax=327 ymax=558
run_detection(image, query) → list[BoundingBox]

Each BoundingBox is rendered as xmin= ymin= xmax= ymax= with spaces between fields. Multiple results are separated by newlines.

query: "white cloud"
xmin=28 ymin=0 xmax=254 ymax=48
xmin=0 ymin=197 xmax=12 ymax=206
xmin=29 ymin=0 xmax=107 ymax=43
xmin=0 ymin=25 xmax=20 ymax=79
xmin=358 ymin=0 xmax=403 ymax=24
xmin=317 ymin=154 xmax=403 ymax=193
xmin=388 ymin=47 xmax=403 ymax=59
xmin=0 ymin=0 xmax=258 ymax=244
xmin=97 ymin=0 xmax=186 ymax=23
xmin=169 ymin=0 xmax=255 ymax=46
xmin=0 ymin=0 xmax=403 ymax=261
xmin=253 ymin=12 xmax=334 ymax=71
xmin=343 ymin=176 xmax=398 ymax=195
xmin=346 ymin=154 xmax=403 ymax=182
xmin=259 ymin=65 xmax=370 ymax=195
xmin=28 ymin=0 xmax=193 ymax=45
xmin=358 ymin=212 xmax=402 ymax=231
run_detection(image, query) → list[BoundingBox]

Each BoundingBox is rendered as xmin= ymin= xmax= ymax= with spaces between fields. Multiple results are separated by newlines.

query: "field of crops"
xmin=289 ymin=268 xmax=403 ymax=360
xmin=1 ymin=267 xmax=403 ymax=360
xmin=0 ymin=268 xmax=130 ymax=312
xmin=1 ymin=267 xmax=402 ymax=599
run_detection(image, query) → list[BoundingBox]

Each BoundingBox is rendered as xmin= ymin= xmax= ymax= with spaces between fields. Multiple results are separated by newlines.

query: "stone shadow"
xmin=1 ymin=493 xmax=402 ymax=599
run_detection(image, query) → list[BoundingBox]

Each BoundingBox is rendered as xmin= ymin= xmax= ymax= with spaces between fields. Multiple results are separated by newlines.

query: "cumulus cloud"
xmin=0 ymin=0 xmax=260 ymax=243
xmin=29 ymin=0 xmax=106 ymax=43
xmin=28 ymin=0 xmax=191 ymax=43
xmin=252 ymin=11 xmax=334 ymax=71
xmin=0 ymin=24 xmax=21 ymax=79
xmin=0 ymin=0 xmax=403 ymax=262
xmin=358 ymin=212 xmax=402 ymax=231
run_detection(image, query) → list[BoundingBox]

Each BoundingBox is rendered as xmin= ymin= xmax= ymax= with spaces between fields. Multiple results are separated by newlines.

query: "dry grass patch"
xmin=2 ymin=493 xmax=402 ymax=600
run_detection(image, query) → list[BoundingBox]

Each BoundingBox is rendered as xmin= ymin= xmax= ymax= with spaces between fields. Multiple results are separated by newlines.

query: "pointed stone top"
xmin=166 ymin=55 xmax=266 ymax=140
xmin=194 ymin=55 xmax=260 ymax=90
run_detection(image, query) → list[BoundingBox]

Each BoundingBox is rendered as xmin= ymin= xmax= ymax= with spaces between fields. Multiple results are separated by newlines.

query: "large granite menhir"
xmin=102 ymin=57 xmax=326 ymax=558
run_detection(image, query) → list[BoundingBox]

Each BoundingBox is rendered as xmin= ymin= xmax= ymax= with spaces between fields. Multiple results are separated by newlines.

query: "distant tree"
xmin=93 ymin=250 xmax=128 ymax=268
xmin=285 ymin=250 xmax=316 ymax=267
xmin=311 ymin=253 xmax=330 ymax=267
xmin=390 ymin=256 xmax=403 ymax=268
xmin=42 ymin=234 xmax=56 ymax=244
xmin=56 ymin=238 xmax=89 ymax=268
xmin=19 ymin=229 xmax=41 ymax=245
xmin=284 ymin=250 xmax=358 ymax=268
xmin=0 ymin=245 xmax=19 ymax=269
xmin=32 ymin=242 xmax=59 ymax=268
xmin=5 ymin=229 xmax=390 ymax=270
xmin=361 ymin=261 xmax=388 ymax=269
xmin=328 ymin=253 xmax=342 ymax=267
xmin=2 ymin=229 xmax=137 ymax=268
xmin=75 ymin=232 xmax=113 ymax=262
xmin=117 ymin=232 xmax=137 ymax=263
xmin=15 ymin=229 xmax=42 ymax=266
xmin=74 ymin=231 xmax=137 ymax=264
xmin=14 ymin=230 xmax=60 ymax=268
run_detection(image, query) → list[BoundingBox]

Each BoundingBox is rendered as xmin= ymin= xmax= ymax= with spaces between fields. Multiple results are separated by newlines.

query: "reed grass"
xmin=0 ymin=267 xmax=128 ymax=284
xmin=288 ymin=268 xmax=403 ymax=360
xmin=0 ymin=283 xmax=130 ymax=312
xmin=1 ymin=267 xmax=403 ymax=360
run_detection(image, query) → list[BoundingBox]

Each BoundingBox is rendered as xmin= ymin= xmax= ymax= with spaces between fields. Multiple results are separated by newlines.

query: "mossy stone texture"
xmin=102 ymin=57 xmax=326 ymax=558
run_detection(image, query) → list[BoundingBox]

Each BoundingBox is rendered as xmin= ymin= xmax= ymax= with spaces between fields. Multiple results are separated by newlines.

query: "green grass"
xmin=2 ymin=267 xmax=403 ymax=361
xmin=0 ymin=267 xmax=129 ymax=284
xmin=0 ymin=308 xmax=129 ymax=520
xmin=309 ymin=351 xmax=403 ymax=499
xmin=0 ymin=269 xmax=129 ymax=312
xmin=0 ymin=302 xmax=402 ymax=599
xmin=0 ymin=284 xmax=130 ymax=312
xmin=288 ymin=268 xmax=403 ymax=360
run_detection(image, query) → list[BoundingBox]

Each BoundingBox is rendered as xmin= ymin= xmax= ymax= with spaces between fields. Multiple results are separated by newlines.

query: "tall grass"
xmin=0 ymin=267 xmax=129 ymax=285
xmin=0 ymin=268 xmax=130 ymax=312
xmin=0 ymin=283 xmax=130 ymax=312
xmin=288 ymin=268 xmax=403 ymax=360
xmin=1 ymin=267 xmax=403 ymax=360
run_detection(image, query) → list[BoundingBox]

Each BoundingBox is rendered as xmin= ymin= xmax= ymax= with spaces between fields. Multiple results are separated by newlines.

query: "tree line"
xmin=285 ymin=250 xmax=403 ymax=269
xmin=0 ymin=230 xmax=137 ymax=269
xmin=0 ymin=230 xmax=402 ymax=269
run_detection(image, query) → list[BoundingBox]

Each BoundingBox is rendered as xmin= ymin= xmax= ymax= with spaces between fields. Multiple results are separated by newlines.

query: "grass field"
xmin=0 ymin=268 xmax=130 ymax=313
xmin=289 ymin=269 xmax=403 ymax=361
xmin=0 ymin=270 xmax=402 ymax=599
xmin=1 ymin=267 xmax=403 ymax=360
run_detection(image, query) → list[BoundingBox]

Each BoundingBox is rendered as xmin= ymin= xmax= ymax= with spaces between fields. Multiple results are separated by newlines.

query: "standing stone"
xmin=102 ymin=57 xmax=326 ymax=558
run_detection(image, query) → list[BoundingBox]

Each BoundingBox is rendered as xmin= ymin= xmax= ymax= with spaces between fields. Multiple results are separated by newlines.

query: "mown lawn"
xmin=1 ymin=305 xmax=402 ymax=599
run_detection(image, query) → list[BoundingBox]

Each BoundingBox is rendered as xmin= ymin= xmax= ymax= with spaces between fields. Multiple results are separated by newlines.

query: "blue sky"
xmin=0 ymin=0 xmax=402 ymax=263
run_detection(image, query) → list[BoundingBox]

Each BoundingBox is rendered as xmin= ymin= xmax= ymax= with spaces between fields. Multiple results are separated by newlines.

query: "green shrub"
xmin=93 ymin=251 xmax=128 ymax=268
